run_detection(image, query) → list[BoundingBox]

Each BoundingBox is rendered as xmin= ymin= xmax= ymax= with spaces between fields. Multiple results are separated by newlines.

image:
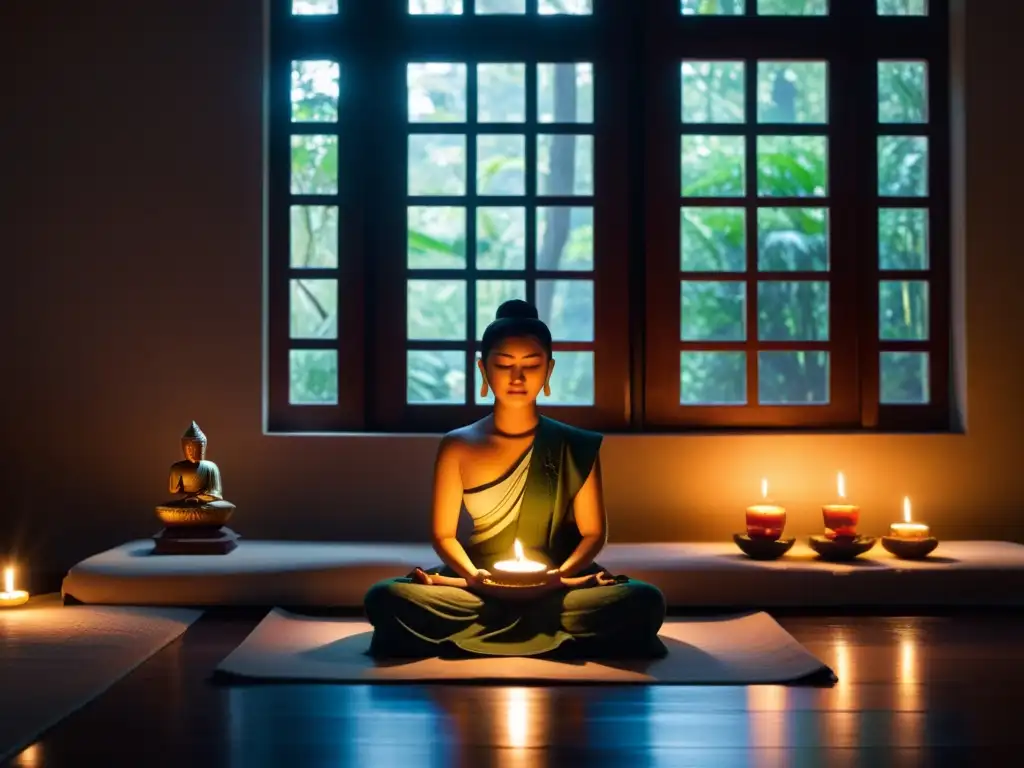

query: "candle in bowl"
xmin=890 ymin=496 xmax=930 ymax=540
xmin=746 ymin=478 xmax=787 ymax=541
xmin=0 ymin=566 xmax=29 ymax=608
xmin=822 ymin=472 xmax=860 ymax=539
xmin=491 ymin=539 xmax=548 ymax=587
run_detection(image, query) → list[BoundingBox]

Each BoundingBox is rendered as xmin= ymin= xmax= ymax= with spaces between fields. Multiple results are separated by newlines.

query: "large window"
xmin=268 ymin=0 xmax=949 ymax=433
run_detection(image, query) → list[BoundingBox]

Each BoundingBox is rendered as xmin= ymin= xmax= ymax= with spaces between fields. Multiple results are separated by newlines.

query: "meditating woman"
xmin=364 ymin=300 xmax=666 ymax=659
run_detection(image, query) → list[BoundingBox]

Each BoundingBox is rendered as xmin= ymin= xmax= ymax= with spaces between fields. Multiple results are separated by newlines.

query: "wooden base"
xmin=882 ymin=536 xmax=940 ymax=560
xmin=808 ymin=535 xmax=877 ymax=562
xmin=733 ymin=533 xmax=796 ymax=560
xmin=152 ymin=526 xmax=239 ymax=555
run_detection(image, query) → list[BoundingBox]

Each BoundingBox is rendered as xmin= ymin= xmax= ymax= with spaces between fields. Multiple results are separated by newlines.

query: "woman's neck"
xmin=491 ymin=403 xmax=540 ymax=438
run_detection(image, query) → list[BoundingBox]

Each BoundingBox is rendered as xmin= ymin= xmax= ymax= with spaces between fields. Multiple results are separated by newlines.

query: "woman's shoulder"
xmin=540 ymin=416 xmax=603 ymax=451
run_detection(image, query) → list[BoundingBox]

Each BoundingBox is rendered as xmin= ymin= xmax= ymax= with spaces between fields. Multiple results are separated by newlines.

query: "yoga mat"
xmin=0 ymin=595 xmax=201 ymax=762
xmin=216 ymin=609 xmax=833 ymax=685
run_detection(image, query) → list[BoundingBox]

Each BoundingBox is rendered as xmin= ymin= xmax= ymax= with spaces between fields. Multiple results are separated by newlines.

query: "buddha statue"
xmin=153 ymin=421 xmax=239 ymax=554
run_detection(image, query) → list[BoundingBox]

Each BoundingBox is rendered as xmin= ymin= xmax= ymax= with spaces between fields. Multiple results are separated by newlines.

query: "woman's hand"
xmin=560 ymin=570 xmax=618 ymax=589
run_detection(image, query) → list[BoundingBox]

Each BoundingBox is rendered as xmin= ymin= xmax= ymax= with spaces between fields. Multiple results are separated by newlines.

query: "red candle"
xmin=746 ymin=478 xmax=787 ymax=540
xmin=822 ymin=472 xmax=860 ymax=539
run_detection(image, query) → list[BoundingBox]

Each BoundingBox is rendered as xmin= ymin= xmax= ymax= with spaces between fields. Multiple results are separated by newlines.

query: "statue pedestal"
xmin=152 ymin=526 xmax=239 ymax=555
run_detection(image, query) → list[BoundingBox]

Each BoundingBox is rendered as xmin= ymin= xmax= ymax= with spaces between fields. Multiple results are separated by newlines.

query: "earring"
xmin=480 ymin=380 xmax=489 ymax=398
xmin=543 ymin=382 xmax=551 ymax=397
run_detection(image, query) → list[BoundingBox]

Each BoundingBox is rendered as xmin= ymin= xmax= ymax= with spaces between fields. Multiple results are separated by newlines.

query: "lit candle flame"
xmin=761 ymin=478 xmax=768 ymax=499
xmin=3 ymin=567 xmax=12 ymax=594
xmin=513 ymin=539 xmax=524 ymax=562
xmin=837 ymin=472 xmax=846 ymax=499
xmin=903 ymin=496 xmax=912 ymax=523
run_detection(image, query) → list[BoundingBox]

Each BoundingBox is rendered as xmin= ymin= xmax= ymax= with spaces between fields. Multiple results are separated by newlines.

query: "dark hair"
xmin=480 ymin=299 xmax=553 ymax=361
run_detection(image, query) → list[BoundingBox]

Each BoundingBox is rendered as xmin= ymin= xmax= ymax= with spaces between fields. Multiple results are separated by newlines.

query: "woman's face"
xmin=479 ymin=335 xmax=554 ymax=408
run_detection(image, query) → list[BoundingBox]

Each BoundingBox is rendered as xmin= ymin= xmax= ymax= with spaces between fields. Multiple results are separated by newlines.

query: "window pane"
xmin=291 ymin=135 xmax=338 ymax=195
xmin=880 ymin=280 xmax=929 ymax=340
xmin=878 ymin=61 xmax=928 ymax=123
xmin=758 ymin=281 xmax=829 ymax=341
xmin=407 ymin=280 xmax=467 ymax=340
xmin=408 ymin=351 xmax=466 ymax=404
xmin=290 ymin=350 xmax=338 ymax=405
xmin=879 ymin=208 xmax=929 ymax=270
xmin=681 ymin=281 xmax=746 ymax=341
xmin=291 ymin=61 xmax=340 ymax=123
xmin=682 ymin=136 xmax=746 ymax=197
xmin=539 ymin=0 xmax=592 ymax=14
xmin=681 ymin=352 xmax=746 ymax=405
xmin=408 ymin=135 xmax=466 ymax=195
xmin=478 ymin=135 xmax=526 ymax=195
xmin=538 ymin=135 xmax=593 ymax=195
xmin=878 ymin=136 xmax=928 ymax=197
xmin=758 ymin=0 xmax=827 ymax=15
xmin=290 ymin=205 xmax=338 ymax=268
xmin=537 ymin=280 xmax=594 ymax=341
xmin=757 ymin=62 xmax=827 ymax=124
xmin=547 ymin=352 xmax=594 ymax=405
xmin=476 ymin=280 xmax=526 ymax=340
xmin=681 ymin=0 xmax=745 ymax=15
xmin=477 ymin=207 xmax=525 ymax=270
xmin=682 ymin=61 xmax=745 ymax=124
xmin=408 ymin=206 xmax=466 ymax=269
xmin=878 ymin=0 xmax=927 ymax=15
xmin=292 ymin=0 xmax=338 ymax=14
xmin=682 ymin=207 xmax=746 ymax=272
xmin=536 ymin=206 xmax=593 ymax=271
xmin=409 ymin=0 xmax=463 ymax=14
xmin=408 ymin=63 xmax=466 ymax=123
xmin=757 ymin=136 xmax=827 ymax=197
xmin=539 ymin=64 xmax=593 ymax=124
xmin=758 ymin=207 xmax=829 ymax=271
xmin=477 ymin=0 xmax=526 ymax=12
xmin=290 ymin=279 xmax=338 ymax=339
xmin=881 ymin=352 xmax=930 ymax=403
xmin=759 ymin=351 xmax=829 ymax=404
xmin=478 ymin=64 xmax=525 ymax=123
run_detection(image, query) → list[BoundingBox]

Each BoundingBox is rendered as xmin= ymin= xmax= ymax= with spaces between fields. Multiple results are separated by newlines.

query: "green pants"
xmin=364 ymin=575 xmax=666 ymax=659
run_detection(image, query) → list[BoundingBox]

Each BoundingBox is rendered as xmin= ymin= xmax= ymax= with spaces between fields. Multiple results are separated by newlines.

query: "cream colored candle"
xmin=492 ymin=540 xmax=547 ymax=586
xmin=889 ymin=496 xmax=930 ymax=540
xmin=0 ymin=566 xmax=29 ymax=608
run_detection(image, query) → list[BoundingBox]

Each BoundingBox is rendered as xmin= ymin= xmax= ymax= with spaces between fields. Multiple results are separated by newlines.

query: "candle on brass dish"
xmin=491 ymin=539 xmax=548 ymax=587
xmin=890 ymin=496 xmax=930 ymax=540
xmin=822 ymin=472 xmax=860 ymax=539
xmin=746 ymin=478 xmax=787 ymax=541
xmin=0 ymin=566 xmax=29 ymax=608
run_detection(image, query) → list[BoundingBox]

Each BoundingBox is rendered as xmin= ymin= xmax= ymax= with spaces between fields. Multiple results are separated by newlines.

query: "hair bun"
xmin=495 ymin=299 xmax=539 ymax=321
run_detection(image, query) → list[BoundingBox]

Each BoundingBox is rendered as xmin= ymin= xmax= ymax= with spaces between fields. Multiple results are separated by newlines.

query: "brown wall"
xmin=2 ymin=1 xmax=1021 ymax=578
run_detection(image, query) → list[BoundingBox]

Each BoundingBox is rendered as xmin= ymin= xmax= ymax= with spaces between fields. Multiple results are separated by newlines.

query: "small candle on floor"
xmin=0 ymin=566 xmax=29 ymax=608
xmin=746 ymin=478 xmax=787 ymax=541
xmin=822 ymin=472 xmax=861 ymax=539
xmin=890 ymin=496 xmax=930 ymax=540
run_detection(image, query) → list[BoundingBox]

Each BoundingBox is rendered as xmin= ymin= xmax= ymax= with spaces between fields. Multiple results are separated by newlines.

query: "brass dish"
xmin=156 ymin=505 xmax=234 ymax=527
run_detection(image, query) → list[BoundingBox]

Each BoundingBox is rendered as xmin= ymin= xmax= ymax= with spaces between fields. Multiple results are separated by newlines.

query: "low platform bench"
xmin=61 ymin=540 xmax=1024 ymax=609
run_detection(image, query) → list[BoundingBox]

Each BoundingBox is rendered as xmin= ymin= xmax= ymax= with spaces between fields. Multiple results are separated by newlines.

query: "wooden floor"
xmin=5 ymin=610 xmax=1024 ymax=767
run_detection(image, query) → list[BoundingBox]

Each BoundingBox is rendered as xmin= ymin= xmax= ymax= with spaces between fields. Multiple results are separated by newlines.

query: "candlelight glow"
xmin=3 ymin=567 xmax=12 ymax=594
xmin=506 ymin=688 xmax=528 ymax=748
xmin=837 ymin=472 xmax=846 ymax=499
xmin=903 ymin=496 xmax=912 ymax=523
xmin=761 ymin=478 xmax=768 ymax=499
xmin=514 ymin=539 xmax=524 ymax=561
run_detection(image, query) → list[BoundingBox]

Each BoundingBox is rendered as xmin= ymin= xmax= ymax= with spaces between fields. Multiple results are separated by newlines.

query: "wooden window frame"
xmin=267 ymin=0 xmax=950 ymax=434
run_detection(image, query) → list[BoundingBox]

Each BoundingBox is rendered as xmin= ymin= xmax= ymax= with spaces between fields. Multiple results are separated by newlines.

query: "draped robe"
xmin=363 ymin=416 xmax=666 ymax=659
